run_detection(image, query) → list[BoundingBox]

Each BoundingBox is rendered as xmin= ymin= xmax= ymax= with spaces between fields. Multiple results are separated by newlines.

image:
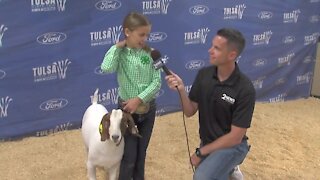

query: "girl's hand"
xmin=116 ymin=40 xmax=126 ymax=48
xmin=122 ymin=97 xmax=142 ymax=114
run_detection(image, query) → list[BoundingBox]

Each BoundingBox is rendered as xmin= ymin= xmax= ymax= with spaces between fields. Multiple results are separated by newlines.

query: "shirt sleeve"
xmin=232 ymin=89 xmax=256 ymax=128
xmin=101 ymin=45 xmax=121 ymax=73
xmin=138 ymin=58 xmax=162 ymax=103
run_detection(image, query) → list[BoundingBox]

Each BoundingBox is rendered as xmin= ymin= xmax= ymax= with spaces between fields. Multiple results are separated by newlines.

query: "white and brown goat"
xmin=81 ymin=89 xmax=139 ymax=180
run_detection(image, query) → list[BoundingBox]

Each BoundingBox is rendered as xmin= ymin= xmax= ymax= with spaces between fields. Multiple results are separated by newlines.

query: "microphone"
xmin=151 ymin=49 xmax=172 ymax=75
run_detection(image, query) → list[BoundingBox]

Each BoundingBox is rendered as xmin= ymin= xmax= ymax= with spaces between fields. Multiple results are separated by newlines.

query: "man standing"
xmin=165 ymin=28 xmax=255 ymax=180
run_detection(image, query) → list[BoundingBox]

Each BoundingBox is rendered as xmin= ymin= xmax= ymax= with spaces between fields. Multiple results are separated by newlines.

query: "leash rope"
xmin=177 ymin=88 xmax=195 ymax=173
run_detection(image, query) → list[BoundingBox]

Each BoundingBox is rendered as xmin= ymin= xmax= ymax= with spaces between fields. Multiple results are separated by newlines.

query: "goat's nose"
xmin=112 ymin=135 xmax=119 ymax=141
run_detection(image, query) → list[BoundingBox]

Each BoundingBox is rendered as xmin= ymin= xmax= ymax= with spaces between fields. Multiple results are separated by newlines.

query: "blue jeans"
xmin=193 ymin=140 xmax=250 ymax=180
xmin=119 ymin=101 xmax=156 ymax=180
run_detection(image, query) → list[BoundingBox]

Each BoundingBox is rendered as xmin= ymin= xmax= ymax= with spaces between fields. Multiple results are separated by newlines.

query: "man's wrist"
xmin=195 ymin=148 xmax=206 ymax=159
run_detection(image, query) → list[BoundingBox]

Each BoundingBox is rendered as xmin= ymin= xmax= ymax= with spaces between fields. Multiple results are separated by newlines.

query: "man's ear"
xmin=100 ymin=113 xmax=110 ymax=141
xmin=228 ymin=50 xmax=238 ymax=61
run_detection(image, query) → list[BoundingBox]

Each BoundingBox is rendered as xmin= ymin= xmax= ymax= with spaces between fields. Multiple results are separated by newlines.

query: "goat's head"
xmin=99 ymin=109 xmax=141 ymax=144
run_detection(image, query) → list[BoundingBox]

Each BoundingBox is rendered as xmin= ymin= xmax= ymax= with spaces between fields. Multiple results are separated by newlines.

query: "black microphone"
xmin=151 ymin=49 xmax=172 ymax=75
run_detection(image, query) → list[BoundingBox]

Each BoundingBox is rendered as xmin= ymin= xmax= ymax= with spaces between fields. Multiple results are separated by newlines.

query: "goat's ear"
xmin=100 ymin=113 xmax=110 ymax=141
xmin=123 ymin=112 xmax=142 ymax=138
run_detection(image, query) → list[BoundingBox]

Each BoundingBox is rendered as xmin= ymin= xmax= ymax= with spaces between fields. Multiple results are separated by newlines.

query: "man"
xmin=165 ymin=28 xmax=255 ymax=180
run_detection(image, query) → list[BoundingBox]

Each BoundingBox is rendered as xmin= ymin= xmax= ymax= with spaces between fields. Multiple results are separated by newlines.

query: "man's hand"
xmin=165 ymin=72 xmax=185 ymax=91
xmin=190 ymin=153 xmax=202 ymax=167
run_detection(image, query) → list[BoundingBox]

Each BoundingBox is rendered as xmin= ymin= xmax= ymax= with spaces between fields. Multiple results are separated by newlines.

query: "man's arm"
xmin=165 ymin=72 xmax=198 ymax=117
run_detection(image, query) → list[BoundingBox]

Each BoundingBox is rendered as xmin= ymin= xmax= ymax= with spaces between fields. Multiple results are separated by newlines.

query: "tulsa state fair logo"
xmin=142 ymin=0 xmax=172 ymax=15
xmin=0 ymin=96 xmax=12 ymax=118
xmin=90 ymin=87 xmax=119 ymax=106
xmin=33 ymin=59 xmax=71 ymax=82
xmin=224 ymin=4 xmax=246 ymax=19
xmin=90 ymin=25 xmax=122 ymax=46
xmin=0 ymin=24 xmax=8 ymax=48
xmin=283 ymin=9 xmax=300 ymax=23
xmin=253 ymin=30 xmax=273 ymax=45
xmin=184 ymin=27 xmax=210 ymax=45
xmin=31 ymin=0 xmax=67 ymax=12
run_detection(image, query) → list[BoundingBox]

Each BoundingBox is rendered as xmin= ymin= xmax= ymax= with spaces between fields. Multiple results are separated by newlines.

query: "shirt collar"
xmin=212 ymin=63 xmax=240 ymax=86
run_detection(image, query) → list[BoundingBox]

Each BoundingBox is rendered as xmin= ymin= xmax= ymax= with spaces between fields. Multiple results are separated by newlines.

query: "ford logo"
xmin=309 ymin=15 xmax=319 ymax=23
xmin=94 ymin=66 xmax=109 ymax=75
xmin=253 ymin=59 xmax=267 ymax=67
xmin=282 ymin=36 xmax=295 ymax=44
xmin=303 ymin=56 xmax=313 ymax=63
xmin=258 ymin=11 xmax=273 ymax=20
xmin=155 ymin=89 xmax=165 ymax=98
xmin=148 ymin=32 xmax=167 ymax=43
xmin=189 ymin=5 xmax=209 ymax=15
xmin=40 ymin=98 xmax=68 ymax=111
xmin=0 ymin=69 xmax=6 ymax=79
xmin=95 ymin=0 xmax=121 ymax=11
xmin=37 ymin=32 xmax=66 ymax=45
xmin=185 ymin=60 xmax=205 ymax=70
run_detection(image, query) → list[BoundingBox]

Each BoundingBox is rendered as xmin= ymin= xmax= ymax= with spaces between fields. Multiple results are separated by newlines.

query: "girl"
xmin=101 ymin=12 xmax=161 ymax=180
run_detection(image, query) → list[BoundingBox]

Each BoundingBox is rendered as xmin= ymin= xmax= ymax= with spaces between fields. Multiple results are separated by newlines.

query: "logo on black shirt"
xmin=221 ymin=93 xmax=235 ymax=104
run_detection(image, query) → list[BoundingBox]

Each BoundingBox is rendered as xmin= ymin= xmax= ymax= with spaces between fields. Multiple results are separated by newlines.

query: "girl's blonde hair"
xmin=122 ymin=12 xmax=151 ymax=52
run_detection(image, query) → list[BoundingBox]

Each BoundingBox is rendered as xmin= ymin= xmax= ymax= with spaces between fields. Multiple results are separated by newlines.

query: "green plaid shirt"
xmin=101 ymin=45 xmax=161 ymax=103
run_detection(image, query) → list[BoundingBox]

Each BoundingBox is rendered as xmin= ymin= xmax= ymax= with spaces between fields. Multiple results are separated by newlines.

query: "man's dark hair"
xmin=217 ymin=28 xmax=245 ymax=56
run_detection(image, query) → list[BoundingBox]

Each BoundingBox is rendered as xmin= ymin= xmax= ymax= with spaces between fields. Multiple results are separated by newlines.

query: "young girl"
xmin=100 ymin=12 xmax=161 ymax=180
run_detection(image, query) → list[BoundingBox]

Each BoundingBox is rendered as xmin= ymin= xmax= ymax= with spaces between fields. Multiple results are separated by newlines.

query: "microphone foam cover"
xmin=151 ymin=49 xmax=161 ymax=61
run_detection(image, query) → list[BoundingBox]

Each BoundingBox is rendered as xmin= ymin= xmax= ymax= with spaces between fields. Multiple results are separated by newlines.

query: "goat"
xmin=81 ymin=89 xmax=140 ymax=180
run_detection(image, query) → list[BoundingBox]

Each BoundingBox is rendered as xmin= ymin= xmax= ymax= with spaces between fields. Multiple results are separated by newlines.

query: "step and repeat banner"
xmin=0 ymin=0 xmax=319 ymax=140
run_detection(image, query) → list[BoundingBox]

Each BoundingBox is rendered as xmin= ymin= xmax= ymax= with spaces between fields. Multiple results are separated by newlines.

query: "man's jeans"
xmin=193 ymin=140 xmax=250 ymax=180
xmin=119 ymin=101 xmax=156 ymax=180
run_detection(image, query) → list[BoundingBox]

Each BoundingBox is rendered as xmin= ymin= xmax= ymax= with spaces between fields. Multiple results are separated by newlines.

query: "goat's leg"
xmin=86 ymin=161 xmax=97 ymax=180
xmin=108 ymin=163 xmax=120 ymax=180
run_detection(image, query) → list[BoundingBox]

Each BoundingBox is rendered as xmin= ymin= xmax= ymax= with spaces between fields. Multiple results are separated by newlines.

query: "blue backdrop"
xmin=0 ymin=0 xmax=319 ymax=141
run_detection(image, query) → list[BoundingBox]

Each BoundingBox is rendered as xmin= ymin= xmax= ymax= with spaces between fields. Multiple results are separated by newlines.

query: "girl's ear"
xmin=124 ymin=28 xmax=130 ymax=37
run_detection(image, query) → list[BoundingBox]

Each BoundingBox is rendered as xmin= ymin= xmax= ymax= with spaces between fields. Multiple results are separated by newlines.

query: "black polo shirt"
xmin=189 ymin=64 xmax=255 ymax=145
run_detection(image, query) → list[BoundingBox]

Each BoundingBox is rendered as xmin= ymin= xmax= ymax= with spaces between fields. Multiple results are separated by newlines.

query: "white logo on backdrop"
xmin=297 ymin=72 xmax=312 ymax=85
xmin=185 ymin=60 xmax=205 ymax=70
xmin=282 ymin=35 xmax=296 ymax=44
xmin=90 ymin=26 xmax=122 ymax=46
xmin=224 ymin=4 xmax=246 ymax=19
xmin=283 ymin=9 xmax=300 ymax=23
xmin=189 ymin=5 xmax=209 ymax=15
xmin=91 ymin=88 xmax=119 ymax=106
xmin=33 ymin=59 xmax=71 ymax=82
xmin=95 ymin=0 xmax=122 ymax=11
xmin=258 ymin=11 xmax=273 ymax=20
xmin=269 ymin=93 xmax=287 ymax=103
xmin=31 ymin=0 xmax=67 ymax=12
xmin=0 ymin=96 xmax=12 ymax=118
xmin=0 ymin=69 xmax=6 ymax=79
xmin=0 ymin=24 xmax=8 ymax=47
xmin=278 ymin=52 xmax=295 ymax=67
xmin=37 ymin=32 xmax=67 ymax=45
xmin=142 ymin=0 xmax=172 ymax=15
xmin=184 ymin=27 xmax=210 ymax=45
xmin=252 ymin=77 xmax=265 ymax=89
xmin=40 ymin=98 xmax=68 ymax=111
xmin=148 ymin=32 xmax=167 ymax=43
xmin=304 ymin=33 xmax=319 ymax=45
xmin=253 ymin=30 xmax=273 ymax=45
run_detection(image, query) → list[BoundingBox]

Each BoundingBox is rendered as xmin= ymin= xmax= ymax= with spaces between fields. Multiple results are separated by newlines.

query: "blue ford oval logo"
xmin=95 ymin=0 xmax=121 ymax=11
xmin=148 ymin=32 xmax=167 ymax=43
xmin=0 ymin=69 xmax=6 ymax=79
xmin=40 ymin=98 xmax=68 ymax=111
xmin=258 ymin=11 xmax=273 ymax=20
xmin=282 ymin=36 xmax=295 ymax=44
xmin=94 ymin=66 xmax=109 ymax=75
xmin=253 ymin=59 xmax=267 ymax=67
xmin=189 ymin=5 xmax=209 ymax=15
xmin=37 ymin=32 xmax=67 ymax=45
xmin=185 ymin=60 xmax=205 ymax=70
xmin=155 ymin=89 xmax=165 ymax=98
